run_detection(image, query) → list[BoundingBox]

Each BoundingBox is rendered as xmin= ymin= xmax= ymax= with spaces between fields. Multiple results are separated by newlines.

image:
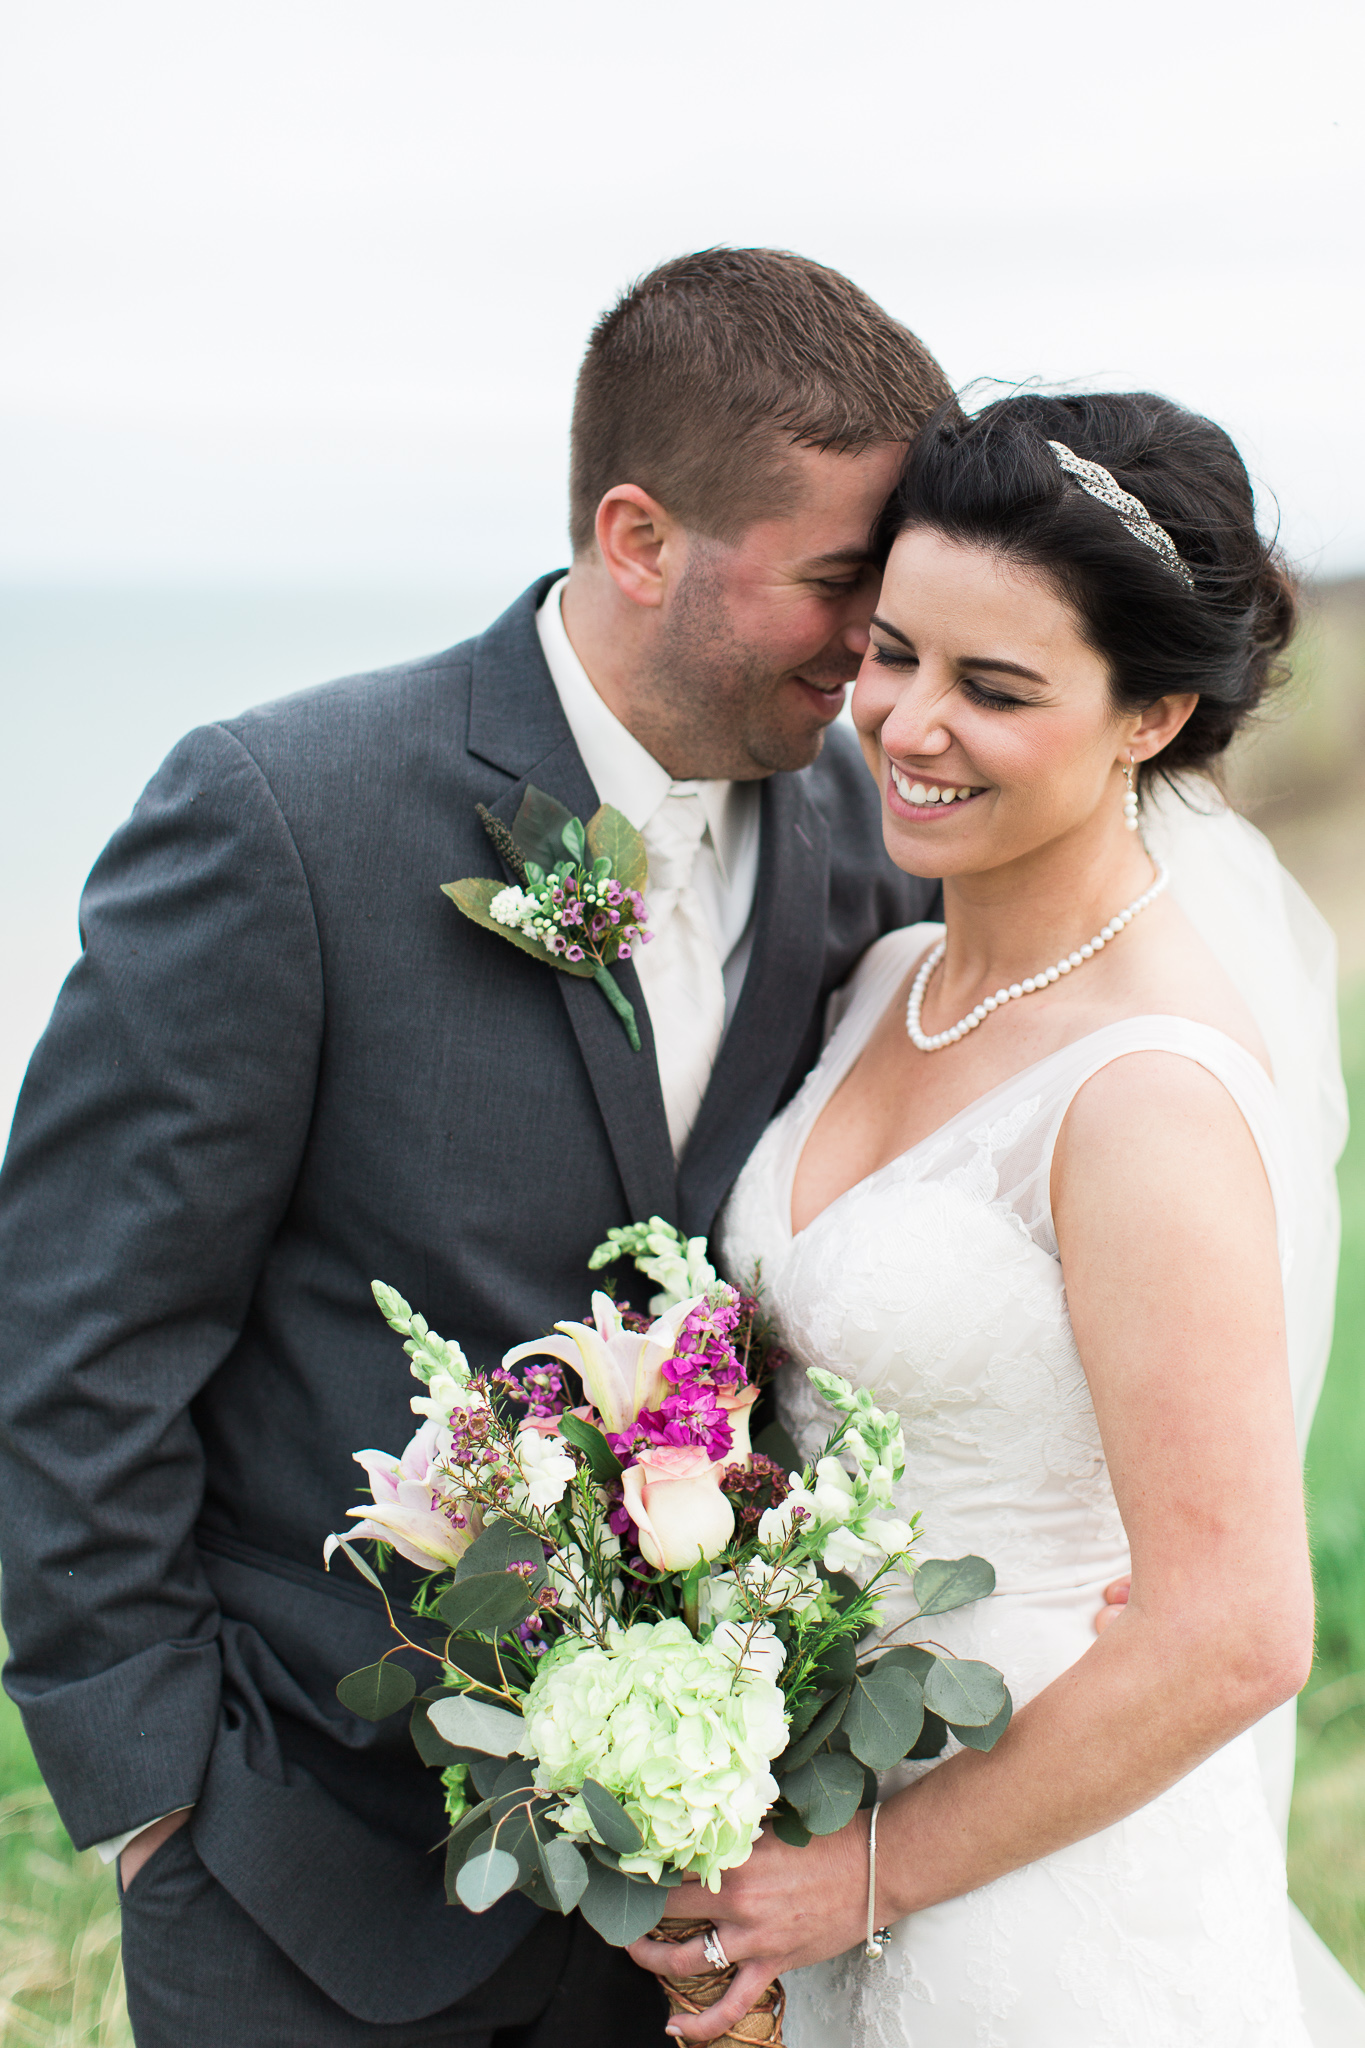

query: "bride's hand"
xmin=627 ymin=1818 xmax=869 ymax=2043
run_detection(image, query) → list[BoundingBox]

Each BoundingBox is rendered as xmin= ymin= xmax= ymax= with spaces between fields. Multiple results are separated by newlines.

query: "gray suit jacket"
xmin=0 ymin=574 xmax=936 ymax=2022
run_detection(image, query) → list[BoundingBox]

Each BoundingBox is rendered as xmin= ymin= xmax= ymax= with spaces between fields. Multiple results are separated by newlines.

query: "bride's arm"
xmin=635 ymin=1050 xmax=1314 ymax=2042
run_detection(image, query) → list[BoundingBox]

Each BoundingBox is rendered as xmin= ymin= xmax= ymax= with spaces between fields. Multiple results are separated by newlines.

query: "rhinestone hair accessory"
xmin=1047 ymin=440 xmax=1196 ymax=591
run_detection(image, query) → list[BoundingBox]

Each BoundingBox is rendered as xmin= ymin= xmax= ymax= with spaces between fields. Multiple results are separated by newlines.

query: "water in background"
xmin=0 ymin=580 xmax=526 ymax=1141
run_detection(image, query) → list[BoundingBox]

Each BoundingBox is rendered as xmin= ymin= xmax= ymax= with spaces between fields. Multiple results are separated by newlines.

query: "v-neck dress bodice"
xmin=717 ymin=925 xmax=1309 ymax=2048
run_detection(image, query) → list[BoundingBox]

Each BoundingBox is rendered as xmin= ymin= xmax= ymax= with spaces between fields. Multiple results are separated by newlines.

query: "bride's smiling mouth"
xmin=887 ymin=763 xmax=987 ymax=816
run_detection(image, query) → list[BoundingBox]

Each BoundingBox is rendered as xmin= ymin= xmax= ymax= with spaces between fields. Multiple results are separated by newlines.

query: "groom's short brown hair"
xmin=569 ymin=247 xmax=953 ymax=552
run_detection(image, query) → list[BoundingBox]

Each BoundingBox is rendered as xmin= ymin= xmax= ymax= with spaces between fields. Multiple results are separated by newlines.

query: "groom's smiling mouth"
xmin=790 ymin=676 xmax=850 ymax=719
xmin=887 ymin=764 xmax=987 ymax=814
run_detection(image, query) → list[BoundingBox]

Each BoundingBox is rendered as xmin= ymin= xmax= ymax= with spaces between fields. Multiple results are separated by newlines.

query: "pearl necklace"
xmin=906 ymin=863 xmax=1170 ymax=1052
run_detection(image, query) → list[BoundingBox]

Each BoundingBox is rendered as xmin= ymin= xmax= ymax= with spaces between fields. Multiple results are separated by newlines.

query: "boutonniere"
xmin=444 ymin=785 xmax=651 ymax=1049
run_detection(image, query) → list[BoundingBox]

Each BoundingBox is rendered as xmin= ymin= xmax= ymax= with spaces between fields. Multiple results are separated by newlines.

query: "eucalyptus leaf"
xmin=844 ymin=1663 xmax=925 ymax=1771
xmin=445 ymin=1824 xmax=492 ymax=1900
xmin=437 ymin=1572 xmax=534 ymax=1639
xmin=589 ymin=1840 xmax=621 ymax=1870
xmin=469 ymin=1755 xmax=506 ymax=1799
xmin=771 ymin=1808 xmax=813 ymax=1849
xmin=819 ymin=1572 xmax=862 ymax=1615
xmin=513 ymin=787 xmax=580 ymax=872
xmin=950 ymin=1691 xmax=1014 ymax=1752
xmin=559 ymin=1411 xmax=623 ymax=1482
xmin=784 ymin=1689 xmax=831 ymax=1741
xmin=336 ymin=1660 xmax=416 ymax=1721
xmin=908 ymin=1709 xmax=948 ymax=1760
xmin=457 ymin=1524 xmax=549 ymax=1590
xmin=778 ymin=1686 xmax=850 ymax=1773
xmin=489 ymin=1799 xmax=541 ymax=1884
xmin=537 ymin=1838 xmax=590 ymax=1914
xmin=867 ymin=1644 xmax=935 ymax=1684
xmin=581 ymin=1778 xmax=645 ymax=1855
xmin=436 ymin=1641 xmax=508 ymax=1693
xmin=585 ymin=804 xmax=649 ymax=895
xmin=411 ymin=1699 xmax=481 ymax=1768
xmin=446 ymin=1795 xmax=496 ymax=1849
xmin=427 ymin=1694 xmax=528 ymax=1758
xmin=780 ymin=1750 xmax=865 ymax=1836
xmin=492 ymin=1757 xmax=539 ymax=1799
xmin=442 ymin=879 xmax=597 ymax=979
xmin=923 ymin=1656 xmax=1007 ymax=1729
xmin=456 ymin=1847 xmax=522 ymax=1913
xmin=912 ymin=1555 xmax=996 ymax=1618
xmin=577 ymin=1860 xmax=670 ymax=1947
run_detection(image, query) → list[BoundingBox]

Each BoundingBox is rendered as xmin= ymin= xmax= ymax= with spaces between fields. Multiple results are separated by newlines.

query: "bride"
xmin=631 ymin=392 xmax=1352 ymax=2044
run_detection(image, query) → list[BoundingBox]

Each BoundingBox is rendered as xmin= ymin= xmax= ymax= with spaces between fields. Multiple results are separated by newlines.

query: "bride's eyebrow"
xmin=958 ymin=655 xmax=1048 ymax=685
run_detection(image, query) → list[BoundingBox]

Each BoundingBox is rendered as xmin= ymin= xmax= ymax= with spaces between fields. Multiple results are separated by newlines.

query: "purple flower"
xmin=564 ymin=944 xmax=585 ymax=962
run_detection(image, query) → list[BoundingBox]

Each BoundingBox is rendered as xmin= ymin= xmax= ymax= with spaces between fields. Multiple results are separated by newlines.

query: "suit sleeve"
xmin=0 ymin=722 xmax=323 ymax=1847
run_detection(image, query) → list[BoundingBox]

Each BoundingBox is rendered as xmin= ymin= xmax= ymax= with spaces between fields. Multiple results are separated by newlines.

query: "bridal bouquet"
xmin=327 ymin=1221 xmax=1010 ymax=2040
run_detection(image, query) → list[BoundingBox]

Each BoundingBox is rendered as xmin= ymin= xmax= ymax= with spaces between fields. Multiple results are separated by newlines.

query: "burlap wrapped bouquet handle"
xmin=650 ymin=1918 xmax=785 ymax=2045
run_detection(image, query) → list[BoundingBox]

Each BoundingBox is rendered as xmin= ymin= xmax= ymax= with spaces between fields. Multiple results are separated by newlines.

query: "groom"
xmin=0 ymin=248 xmax=949 ymax=2044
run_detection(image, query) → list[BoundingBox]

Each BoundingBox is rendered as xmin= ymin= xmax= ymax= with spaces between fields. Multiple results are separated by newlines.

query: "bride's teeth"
xmin=958 ymin=788 xmax=973 ymax=800
xmin=938 ymin=787 xmax=956 ymax=803
xmin=909 ymin=782 xmax=927 ymax=802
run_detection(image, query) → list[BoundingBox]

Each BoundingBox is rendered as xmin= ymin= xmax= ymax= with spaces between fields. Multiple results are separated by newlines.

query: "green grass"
xmin=1 ymin=980 xmax=1364 ymax=2029
xmin=0 ymin=1657 xmax=131 ymax=2045
xmin=1289 ymin=973 xmax=1365 ymax=1986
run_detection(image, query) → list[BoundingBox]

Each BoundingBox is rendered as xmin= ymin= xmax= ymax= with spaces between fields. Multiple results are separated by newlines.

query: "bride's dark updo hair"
xmin=875 ymin=392 xmax=1297 ymax=780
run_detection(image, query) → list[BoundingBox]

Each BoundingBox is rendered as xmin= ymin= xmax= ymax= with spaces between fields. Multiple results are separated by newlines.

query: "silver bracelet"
xmin=864 ymin=1800 xmax=893 ymax=1959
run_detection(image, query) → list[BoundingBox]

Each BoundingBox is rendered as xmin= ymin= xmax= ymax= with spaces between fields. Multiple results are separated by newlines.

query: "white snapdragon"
xmin=756 ymin=1474 xmax=818 ymax=1548
xmin=411 ymin=1375 xmax=486 ymax=1426
xmin=512 ymin=1428 xmax=577 ymax=1513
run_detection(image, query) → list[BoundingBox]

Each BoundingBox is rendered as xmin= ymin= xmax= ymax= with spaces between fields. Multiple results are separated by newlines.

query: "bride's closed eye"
xmin=869 ymin=644 xmax=1028 ymax=712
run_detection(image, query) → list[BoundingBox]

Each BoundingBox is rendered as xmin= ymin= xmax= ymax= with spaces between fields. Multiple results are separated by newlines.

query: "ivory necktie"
xmin=635 ymin=785 xmax=728 ymax=1159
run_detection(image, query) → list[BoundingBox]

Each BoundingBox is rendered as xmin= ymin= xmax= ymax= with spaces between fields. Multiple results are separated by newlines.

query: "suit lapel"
xmin=676 ymin=772 xmax=831 ymax=1239
xmin=468 ymin=584 xmax=677 ymax=1227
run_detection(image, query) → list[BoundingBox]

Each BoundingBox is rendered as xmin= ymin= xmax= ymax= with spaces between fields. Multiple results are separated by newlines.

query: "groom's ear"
xmin=593 ymin=485 xmax=683 ymax=610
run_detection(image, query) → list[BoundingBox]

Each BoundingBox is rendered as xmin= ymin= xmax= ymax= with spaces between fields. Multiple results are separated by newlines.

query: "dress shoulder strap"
xmin=1002 ymin=1015 xmax=1294 ymax=1266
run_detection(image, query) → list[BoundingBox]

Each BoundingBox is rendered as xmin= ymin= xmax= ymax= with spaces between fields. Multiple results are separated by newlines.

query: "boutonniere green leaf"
xmin=443 ymin=786 xmax=651 ymax=1050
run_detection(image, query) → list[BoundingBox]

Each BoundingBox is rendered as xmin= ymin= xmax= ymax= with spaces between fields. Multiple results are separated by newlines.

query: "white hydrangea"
xmin=519 ymin=1619 xmax=788 ymax=1890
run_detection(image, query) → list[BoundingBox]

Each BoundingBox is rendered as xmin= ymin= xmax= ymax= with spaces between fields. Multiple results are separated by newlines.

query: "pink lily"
xmin=502 ymin=1292 xmax=703 ymax=1436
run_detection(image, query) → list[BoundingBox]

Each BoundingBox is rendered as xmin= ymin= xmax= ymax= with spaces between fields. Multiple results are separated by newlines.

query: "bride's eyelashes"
xmin=868 ymin=644 xmax=1028 ymax=712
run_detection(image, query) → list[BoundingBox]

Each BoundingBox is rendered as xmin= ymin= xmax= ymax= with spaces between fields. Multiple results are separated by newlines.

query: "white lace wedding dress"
xmin=717 ymin=789 xmax=1361 ymax=2046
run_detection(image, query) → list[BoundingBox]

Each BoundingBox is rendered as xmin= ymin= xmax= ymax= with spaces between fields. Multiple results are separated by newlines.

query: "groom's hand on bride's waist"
xmin=628 ymin=1820 xmax=870 ymax=2042
xmin=1095 ymin=1576 xmax=1131 ymax=1634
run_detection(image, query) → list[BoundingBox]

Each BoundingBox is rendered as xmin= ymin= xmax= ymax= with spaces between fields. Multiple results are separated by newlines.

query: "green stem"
xmin=681 ymin=1562 xmax=704 ymax=1639
xmin=593 ymin=965 xmax=641 ymax=1051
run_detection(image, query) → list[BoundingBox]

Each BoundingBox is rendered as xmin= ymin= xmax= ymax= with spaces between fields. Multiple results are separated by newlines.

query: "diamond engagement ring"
xmin=702 ymin=1929 xmax=731 ymax=1972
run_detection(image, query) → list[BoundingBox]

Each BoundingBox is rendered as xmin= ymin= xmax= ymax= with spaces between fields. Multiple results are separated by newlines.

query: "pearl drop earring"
xmin=1123 ymin=756 xmax=1140 ymax=833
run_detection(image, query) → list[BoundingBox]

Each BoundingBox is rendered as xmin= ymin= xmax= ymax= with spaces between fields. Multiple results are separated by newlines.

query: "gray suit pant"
xmin=118 ymin=1829 xmax=669 ymax=2047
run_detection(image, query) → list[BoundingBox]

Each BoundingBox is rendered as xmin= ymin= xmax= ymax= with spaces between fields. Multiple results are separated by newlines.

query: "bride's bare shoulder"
xmin=1115 ymin=897 xmax=1272 ymax=1074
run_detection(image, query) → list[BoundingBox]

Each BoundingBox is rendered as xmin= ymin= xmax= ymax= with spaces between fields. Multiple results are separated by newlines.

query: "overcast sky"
xmin=2 ymin=1 xmax=1363 ymax=1133
xmin=4 ymin=0 xmax=1363 ymax=588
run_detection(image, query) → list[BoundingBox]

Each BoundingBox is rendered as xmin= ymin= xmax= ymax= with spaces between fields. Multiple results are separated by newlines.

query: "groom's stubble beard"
xmin=641 ymin=545 xmax=850 ymax=780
